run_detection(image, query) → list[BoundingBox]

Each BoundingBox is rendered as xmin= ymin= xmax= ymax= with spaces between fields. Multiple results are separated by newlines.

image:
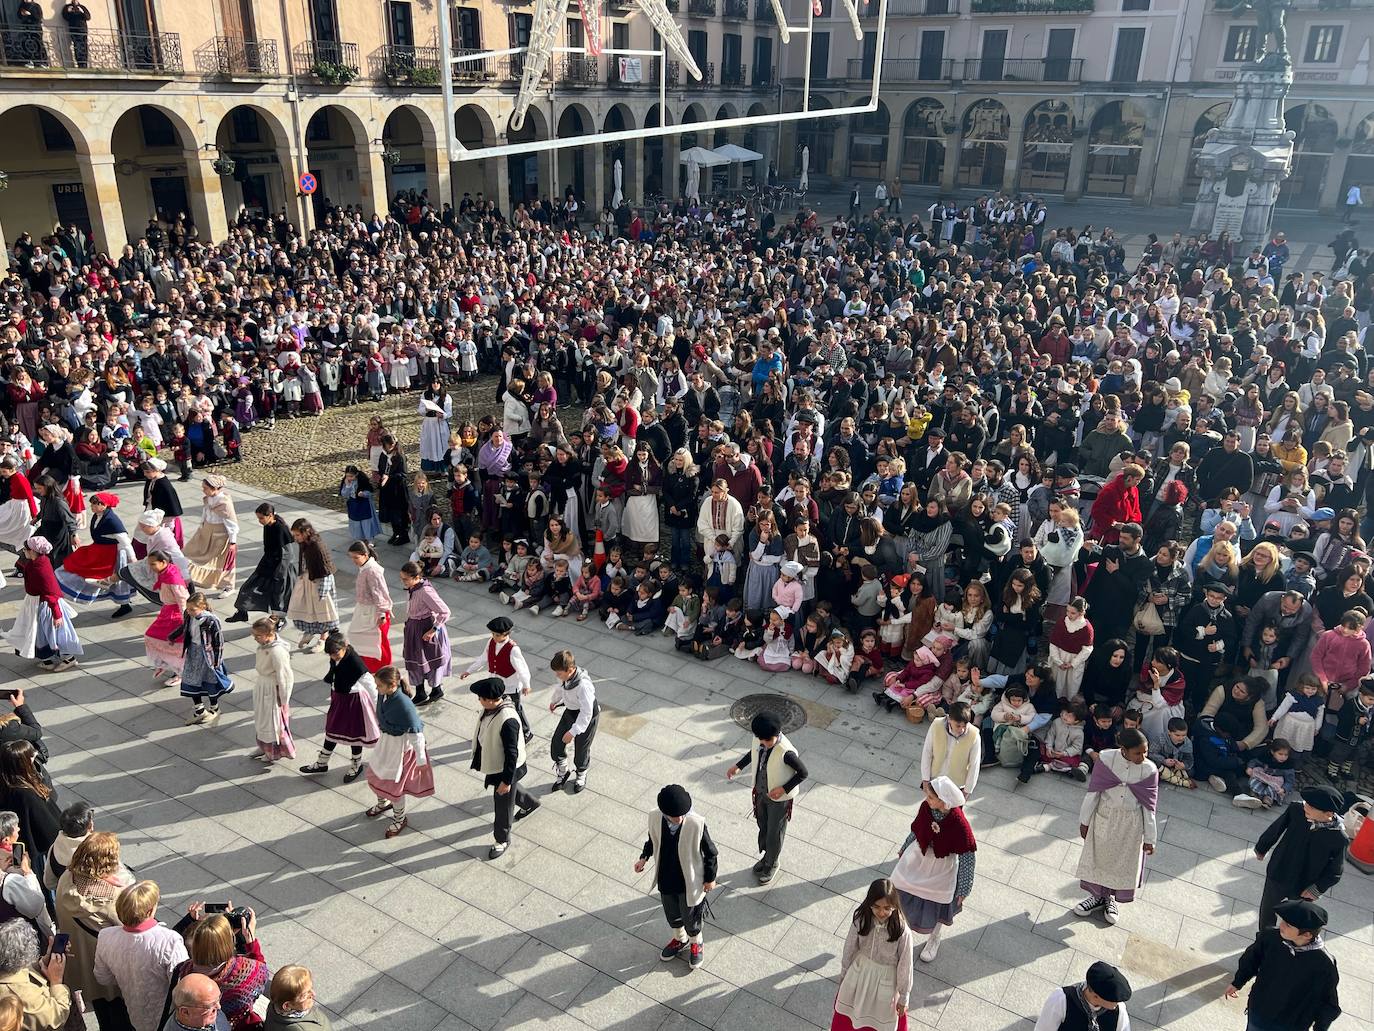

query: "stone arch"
xmin=1019 ymin=99 xmax=1075 ymax=194
xmin=1083 ymin=99 xmax=1147 ymax=198
xmin=0 ymin=103 xmax=96 ymax=247
xmin=795 ymin=96 xmax=834 ymax=177
xmin=383 ymin=105 xmax=437 ymax=204
xmin=214 ymin=104 xmax=294 ymax=221
xmin=506 ymin=105 xmax=549 ymax=206
xmin=454 ymin=103 xmax=498 ymax=149
xmin=1280 ymin=103 xmax=1338 ymax=210
xmin=957 ymin=99 xmax=1009 ymax=189
xmin=900 ymin=98 xmax=946 ymax=187
xmin=1181 ymin=102 xmax=1231 ymax=200
xmin=109 ymin=103 xmax=198 ymax=240
xmin=644 ymin=104 xmax=670 ymax=196
xmin=302 ymin=104 xmax=367 ymax=216
xmin=556 ymin=103 xmax=596 ymax=202
xmin=850 ymin=99 xmax=890 ymax=179
xmin=1341 ymin=110 xmax=1374 ymax=206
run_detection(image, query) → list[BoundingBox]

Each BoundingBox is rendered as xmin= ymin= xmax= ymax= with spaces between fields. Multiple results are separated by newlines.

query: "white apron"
xmin=835 ymin=953 xmax=902 ymax=1031
xmin=0 ymin=499 xmax=35 ymax=550
xmin=349 ymin=602 xmax=385 ymax=661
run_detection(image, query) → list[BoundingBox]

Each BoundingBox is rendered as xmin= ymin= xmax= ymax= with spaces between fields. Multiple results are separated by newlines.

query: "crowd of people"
xmin=0 ymin=180 xmax=1365 ymax=1030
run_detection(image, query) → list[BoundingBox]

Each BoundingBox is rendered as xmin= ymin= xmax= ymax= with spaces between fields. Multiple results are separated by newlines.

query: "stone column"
xmin=590 ymin=143 xmax=606 ymax=211
xmin=940 ymin=125 xmax=961 ymax=194
xmin=664 ymin=134 xmax=681 ymax=198
xmin=358 ymin=143 xmax=392 ymax=211
xmin=885 ymin=117 xmax=905 ymax=187
xmin=1320 ymin=149 xmax=1350 ymax=213
xmin=1064 ymin=134 xmax=1090 ymax=203
xmin=1133 ymin=124 xmax=1160 ymax=206
xmin=75 ymin=152 xmax=126 ymax=254
xmin=491 ymin=156 xmax=512 ymax=216
xmin=628 ymin=137 xmax=645 ymax=205
xmin=832 ymin=120 xmax=852 ymax=180
xmin=181 ymin=150 xmax=229 ymax=244
xmin=1001 ymin=124 xmax=1026 ymax=195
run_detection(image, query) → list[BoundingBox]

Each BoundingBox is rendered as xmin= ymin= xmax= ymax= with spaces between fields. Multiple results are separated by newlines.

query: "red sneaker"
xmin=689 ymin=942 xmax=703 ymax=968
xmin=659 ymin=939 xmax=687 ymax=961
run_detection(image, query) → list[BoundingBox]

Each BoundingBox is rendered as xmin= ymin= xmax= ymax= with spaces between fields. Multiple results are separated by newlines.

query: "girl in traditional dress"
xmin=364 ymin=665 xmax=435 ymax=839
xmin=340 ymin=466 xmax=381 ymax=543
xmin=4 ymin=536 xmax=81 ymax=671
xmin=174 ymin=592 xmax=232 ymax=726
xmin=1073 ymin=727 xmax=1158 ymax=925
xmin=742 ymin=512 xmax=784 ymax=615
xmin=299 ymin=631 xmax=380 ymax=783
xmin=140 ymin=458 xmax=184 ymax=547
xmin=0 ymin=457 xmax=38 ymax=554
xmin=889 ymin=776 xmax=976 ymax=963
xmin=117 ymin=508 xmax=191 ymax=615
xmin=622 ymin=442 xmax=662 ymax=554
xmin=400 ymin=561 xmax=452 ymax=707
xmin=56 ymin=492 xmax=134 ymax=606
xmin=1269 ymin=673 xmax=1326 ymax=755
xmin=832 ymin=878 xmax=915 ymax=1031
xmin=286 ymin=519 xmax=338 ymax=654
xmin=347 ymin=541 xmax=393 ymax=673
xmin=183 ymin=476 xmax=238 ymax=594
xmin=250 ymin=617 xmax=295 ymax=763
xmin=32 ymin=475 xmax=77 ymax=566
xmin=142 ymin=550 xmax=188 ymax=687
xmin=418 ymin=380 xmax=453 ymax=475
xmin=1048 ymin=596 xmax=1094 ymax=699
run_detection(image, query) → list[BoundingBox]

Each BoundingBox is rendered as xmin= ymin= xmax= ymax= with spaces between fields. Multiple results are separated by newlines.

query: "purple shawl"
xmin=1086 ymin=752 xmax=1159 ymax=812
xmin=478 ymin=438 xmax=513 ymax=477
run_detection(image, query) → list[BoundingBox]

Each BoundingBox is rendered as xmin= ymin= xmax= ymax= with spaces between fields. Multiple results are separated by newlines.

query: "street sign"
xmin=298 ymin=172 xmax=317 ymax=195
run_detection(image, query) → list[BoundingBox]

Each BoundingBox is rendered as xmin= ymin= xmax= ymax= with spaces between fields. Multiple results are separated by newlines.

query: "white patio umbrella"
xmin=711 ymin=143 xmax=765 ymax=163
xmin=612 ymin=158 xmax=623 ymax=207
xmin=799 ymin=146 xmax=810 ymax=192
xmin=685 ymin=159 xmax=701 ymax=202
xmin=678 ymin=146 xmax=730 ymax=167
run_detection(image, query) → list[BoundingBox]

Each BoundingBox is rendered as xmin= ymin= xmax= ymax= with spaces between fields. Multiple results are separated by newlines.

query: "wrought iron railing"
xmin=649 ymin=56 xmax=680 ymax=86
xmin=847 ymin=56 xmax=953 ymax=80
xmin=752 ymin=67 xmax=774 ymax=88
xmin=450 ymin=46 xmax=497 ymax=81
xmin=0 ymin=27 xmax=182 ymax=72
xmin=559 ymin=54 xmax=599 ymax=84
xmin=721 ymin=62 xmax=746 ymax=86
xmin=754 ymin=0 xmax=773 ymax=17
xmin=194 ymin=35 xmax=278 ymax=76
xmin=293 ymin=39 xmax=360 ymax=83
xmin=724 ymin=0 xmax=751 ymax=15
xmin=960 ymin=56 xmax=1083 ymax=81
xmin=689 ymin=60 xmax=714 ymax=86
xmin=369 ymin=43 xmax=443 ymax=84
xmin=864 ymin=0 xmax=959 ymax=11
xmin=689 ymin=0 xmax=718 ymax=13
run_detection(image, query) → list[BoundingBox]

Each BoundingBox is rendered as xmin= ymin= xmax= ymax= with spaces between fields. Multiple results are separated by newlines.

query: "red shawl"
xmin=910 ymin=801 xmax=977 ymax=859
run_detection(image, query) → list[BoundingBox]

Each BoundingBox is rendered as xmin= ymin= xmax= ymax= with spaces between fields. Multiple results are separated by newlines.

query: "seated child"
xmin=989 ymin=684 xmax=1037 ymax=768
xmin=600 ymin=545 xmax=626 ymax=588
xmin=932 ymin=656 xmax=976 ymax=717
xmin=876 ymin=579 xmax=910 ymax=657
xmin=697 ymin=597 xmax=745 ymax=660
xmin=567 ymin=564 xmax=603 ymax=621
xmin=879 ymin=636 xmax=953 ymax=714
xmin=1019 ymin=702 xmax=1087 ymax=784
xmin=626 ymin=581 xmax=666 ymax=635
xmin=1236 ymin=738 xmax=1296 ymax=809
xmin=792 ymin=613 xmax=826 ymax=674
xmin=1082 ymin=704 xmax=1120 ymax=769
xmin=504 ymin=559 xmax=548 ymax=613
xmin=814 ymin=629 xmax=855 ymax=684
xmin=1246 ymin=620 xmax=1289 ymax=709
xmin=1269 ymin=674 xmax=1326 ymax=755
xmin=663 ymin=579 xmax=702 ymax=649
xmin=737 ymin=607 xmax=794 ymax=671
xmin=1326 ymin=678 xmax=1374 ymax=782
xmin=1150 ymin=716 xmax=1196 ymax=788
xmin=546 ymin=558 xmax=574 ymax=616
xmin=846 ymin=627 xmax=885 ymax=693
xmin=456 ymin=534 xmax=497 ymax=582
xmin=415 ymin=526 xmax=446 ymax=578
xmin=704 ymin=534 xmax=738 ymax=600
xmin=600 ymin=575 xmax=634 ymax=629
xmin=488 ymin=538 xmax=531 ymax=595
xmin=954 ymin=665 xmax=997 ymax=721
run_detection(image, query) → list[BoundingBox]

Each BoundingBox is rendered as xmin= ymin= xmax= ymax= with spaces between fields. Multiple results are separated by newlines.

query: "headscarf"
xmin=92 ymin=492 xmax=119 ymax=508
xmin=23 ymin=536 xmax=51 ymax=555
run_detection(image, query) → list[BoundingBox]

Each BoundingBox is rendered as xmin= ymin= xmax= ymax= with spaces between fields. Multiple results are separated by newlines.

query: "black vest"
xmin=1056 ymin=987 xmax=1119 ymax=1031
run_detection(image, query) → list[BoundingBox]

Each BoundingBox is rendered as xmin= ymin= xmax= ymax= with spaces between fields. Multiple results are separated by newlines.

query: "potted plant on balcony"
xmin=408 ymin=65 xmax=439 ymax=86
xmin=311 ymin=59 xmax=356 ymax=85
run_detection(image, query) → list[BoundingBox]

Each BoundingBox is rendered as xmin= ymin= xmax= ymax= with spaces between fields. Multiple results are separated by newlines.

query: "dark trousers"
xmin=508 ymin=691 xmax=532 ymax=737
xmin=1018 ymin=737 xmax=1044 ymax=780
xmin=492 ymin=765 xmax=535 ymax=844
xmin=551 ymin=703 xmax=600 ymax=772
xmin=1192 ymin=728 xmax=1244 ymax=791
xmin=754 ymin=794 xmax=790 ymax=869
xmin=661 ymin=892 xmax=704 ymax=939
xmin=91 ymin=997 xmax=133 ymax=1031
xmin=1257 ymin=877 xmax=1301 ymax=929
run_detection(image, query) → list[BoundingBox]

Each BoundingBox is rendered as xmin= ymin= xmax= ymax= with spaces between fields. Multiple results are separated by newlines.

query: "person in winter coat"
xmin=1174 ymin=583 xmax=1239 ymax=709
xmin=92 ymin=880 xmax=189 ymax=1031
xmin=262 ymin=967 xmax=332 ymax=1031
xmin=1254 ymin=785 xmax=1348 ymax=930
xmin=1089 ymin=466 xmax=1145 ymax=546
xmin=1227 ymin=899 xmax=1341 ymax=1031
xmin=54 ymin=832 xmax=135 ymax=1029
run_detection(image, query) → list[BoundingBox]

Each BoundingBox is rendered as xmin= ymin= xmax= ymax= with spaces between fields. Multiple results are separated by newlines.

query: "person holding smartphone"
xmin=0 ymin=916 xmax=68 ymax=1031
xmin=54 ymin=833 xmax=134 ymax=1028
xmin=0 ymin=812 xmax=53 ymax=940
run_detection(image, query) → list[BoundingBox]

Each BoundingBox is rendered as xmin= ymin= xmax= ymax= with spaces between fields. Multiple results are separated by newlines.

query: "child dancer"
xmin=347 ymin=541 xmax=393 ymax=673
xmin=460 ymin=616 xmax=533 ymax=742
xmin=365 ymin=665 xmax=435 ymax=839
xmin=250 ymin=617 xmax=295 ymax=763
xmin=547 ymin=649 xmax=600 ymax=793
xmin=400 ymin=561 xmax=452 ymax=707
xmin=340 ymin=467 xmax=382 ymax=543
xmin=300 ymin=631 xmax=380 ymax=783
xmin=287 ymin=519 xmax=338 ymax=654
xmin=4 ymin=535 xmax=82 ymax=671
xmin=143 ymin=550 xmax=188 ymax=688
xmin=175 ymin=592 xmax=232 ymax=726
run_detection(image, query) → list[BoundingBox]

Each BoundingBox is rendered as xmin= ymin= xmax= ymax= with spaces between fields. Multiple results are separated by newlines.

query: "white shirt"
xmin=549 ymin=667 xmax=597 ymax=736
xmin=1348 ymin=185 xmax=1362 ymax=206
xmin=1034 ymin=988 xmax=1131 ymax=1031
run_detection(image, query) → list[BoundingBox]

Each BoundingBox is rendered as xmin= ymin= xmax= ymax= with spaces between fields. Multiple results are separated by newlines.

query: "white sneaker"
xmin=1073 ymin=895 xmax=1107 ymax=917
xmin=529 ymin=605 xmax=540 ymax=616
xmin=1233 ymin=794 xmax=1264 ymax=809
xmin=500 ymin=592 xmax=512 ymax=605
xmin=1104 ymin=897 xmax=1119 ymax=924
xmin=188 ymin=709 xmax=209 ymax=726
xmin=919 ymin=936 xmax=941 ymax=962
xmin=1208 ymin=775 xmax=1228 ymax=793
xmin=551 ymin=606 xmax=564 ymax=617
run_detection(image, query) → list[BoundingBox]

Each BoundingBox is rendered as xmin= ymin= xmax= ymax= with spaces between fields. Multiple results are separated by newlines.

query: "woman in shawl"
xmin=140 ymin=458 xmax=184 ymax=548
xmin=364 ymin=665 xmax=436 ymax=839
xmin=742 ymin=511 xmax=785 ymax=615
xmin=183 ymin=476 xmax=238 ymax=594
xmin=5 ymin=535 xmax=82 ymax=671
xmin=299 ymin=631 xmax=381 ymax=783
xmin=1073 ymin=727 xmax=1158 ymax=925
xmin=907 ymin=502 xmax=952 ymax=597
xmin=1081 ymin=638 xmax=1133 ymax=711
xmin=173 ymin=914 xmax=270 ymax=1031
xmin=477 ymin=428 xmax=513 ymax=528
xmin=32 ymin=475 xmax=77 ymax=566
xmin=346 ymin=541 xmax=393 ymax=673
xmin=400 ymin=561 xmax=452 ymax=707
xmin=889 ymin=776 xmax=976 ymax=963
xmin=286 ymin=519 xmax=338 ymax=654
xmin=621 ymin=442 xmax=662 ymax=551
xmin=418 ymin=379 xmax=453 ymax=474
xmin=143 ymin=550 xmax=189 ymax=687
xmin=250 ymin=617 xmax=295 ymax=763
xmin=0 ymin=457 xmax=37 ymax=554
xmin=832 ymin=878 xmax=916 ymax=1031
xmin=56 ymin=492 xmax=135 ymax=606
xmin=172 ymin=591 xmax=232 ymax=726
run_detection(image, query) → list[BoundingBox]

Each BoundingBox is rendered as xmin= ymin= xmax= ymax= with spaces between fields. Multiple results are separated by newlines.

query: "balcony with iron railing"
xmin=688 ymin=0 xmax=718 ymax=13
xmin=961 ymin=56 xmax=1083 ymax=81
xmin=970 ymin=0 xmax=1092 ymax=11
xmin=370 ymin=44 xmax=443 ymax=85
xmin=193 ymin=35 xmax=277 ymax=76
xmin=864 ymin=0 xmax=959 ymax=12
xmin=293 ymin=39 xmax=360 ymax=84
xmin=752 ymin=66 xmax=774 ymax=88
xmin=724 ymin=0 xmax=752 ymax=15
xmin=755 ymin=0 xmax=773 ymax=17
xmin=721 ymin=62 xmax=747 ymax=86
xmin=847 ymin=56 xmax=953 ymax=81
xmin=688 ymin=60 xmax=714 ymax=86
xmin=559 ymin=54 xmax=599 ymax=84
xmin=449 ymin=46 xmax=498 ymax=82
xmin=0 ymin=27 xmax=182 ymax=73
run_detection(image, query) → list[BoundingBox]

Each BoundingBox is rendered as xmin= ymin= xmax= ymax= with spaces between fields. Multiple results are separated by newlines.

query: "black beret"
xmin=1201 ymin=582 xmax=1234 ymax=598
xmin=487 ymin=616 xmax=514 ymax=634
xmin=751 ymin=713 xmax=782 ymax=739
xmin=657 ymin=784 xmax=692 ymax=817
xmin=1301 ymin=785 xmax=1346 ymax=814
xmin=1274 ymin=899 xmax=1328 ymax=932
xmin=468 ymin=676 xmax=506 ymax=701
xmin=1085 ymin=962 xmax=1132 ymax=1003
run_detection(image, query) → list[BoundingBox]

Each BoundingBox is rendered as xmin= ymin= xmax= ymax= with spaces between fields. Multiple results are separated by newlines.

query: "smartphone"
xmin=203 ymin=903 xmax=231 ymax=914
xmin=51 ymin=933 xmax=69 ymax=955
xmin=10 ymin=843 xmax=23 ymax=865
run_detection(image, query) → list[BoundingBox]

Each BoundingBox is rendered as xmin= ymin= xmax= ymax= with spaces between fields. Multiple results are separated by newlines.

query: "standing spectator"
xmin=0 ymin=744 xmax=60 ymax=889
xmin=170 ymin=913 xmax=269 ymax=1031
xmin=0 ymin=918 xmax=68 ymax=1031
xmin=93 ymin=882 xmax=189 ymax=1031
xmin=54 ymin=833 xmax=134 ymax=1031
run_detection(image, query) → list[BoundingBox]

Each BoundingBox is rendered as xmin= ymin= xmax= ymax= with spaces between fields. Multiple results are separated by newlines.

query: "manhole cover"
xmin=730 ymin=693 xmax=808 ymax=734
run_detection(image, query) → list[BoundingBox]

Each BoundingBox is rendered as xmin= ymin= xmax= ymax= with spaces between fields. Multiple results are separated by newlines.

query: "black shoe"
xmin=343 ymin=763 xmax=365 ymax=784
xmin=428 ymin=689 xmax=444 ymax=704
xmin=523 ymin=730 xmax=534 ymax=744
xmin=871 ymin=691 xmax=885 ymax=706
xmin=299 ymin=762 xmax=328 ymax=775
xmin=413 ymin=693 xmax=431 ymax=707
xmin=514 ymin=800 xmax=540 ymax=821
xmin=553 ymin=770 xmax=572 ymax=790
xmin=488 ymin=842 xmax=509 ymax=859
xmin=757 ymin=866 xmax=776 ymax=884
xmin=225 ymin=611 xmax=249 ymax=624
xmin=110 ymin=604 xmax=133 ymax=620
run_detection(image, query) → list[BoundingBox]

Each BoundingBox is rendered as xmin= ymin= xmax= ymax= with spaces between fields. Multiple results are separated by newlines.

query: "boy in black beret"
xmin=1227 ymin=899 xmax=1341 ymax=1031
xmin=469 ymin=676 xmax=539 ymax=858
xmin=725 ymin=712 xmax=809 ymax=884
xmin=634 ymin=785 xmax=719 ymax=970
xmin=1033 ymin=961 xmax=1132 ymax=1030
xmin=1254 ymin=785 xmax=1347 ymax=930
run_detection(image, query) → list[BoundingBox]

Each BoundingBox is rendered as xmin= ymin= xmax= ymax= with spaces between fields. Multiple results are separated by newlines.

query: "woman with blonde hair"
xmin=93 ymin=882 xmax=187 ymax=1031
xmin=171 ymin=911 xmax=269 ymax=1031
xmin=263 ymin=967 xmax=331 ymax=1031
xmin=1236 ymin=542 xmax=1283 ymax=619
xmin=55 ymin=832 xmax=134 ymax=1030
xmin=1194 ymin=540 xmax=1239 ymax=598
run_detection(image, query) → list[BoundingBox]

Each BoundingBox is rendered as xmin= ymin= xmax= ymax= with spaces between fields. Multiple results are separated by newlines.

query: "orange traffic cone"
xmin=593 ymin=529 xmax=607 ymax=572
xmin=1347 ymin=801 xmax=1374 ymax=873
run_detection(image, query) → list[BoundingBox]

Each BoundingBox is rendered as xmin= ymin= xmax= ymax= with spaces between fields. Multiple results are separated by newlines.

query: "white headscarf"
xmin=929 ymin=775 xmax=966 ymax=809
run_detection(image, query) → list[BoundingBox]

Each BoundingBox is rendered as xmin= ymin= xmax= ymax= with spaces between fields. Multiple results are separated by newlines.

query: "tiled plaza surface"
xmin=13 ymin=477 xmax=1374 ymax=1031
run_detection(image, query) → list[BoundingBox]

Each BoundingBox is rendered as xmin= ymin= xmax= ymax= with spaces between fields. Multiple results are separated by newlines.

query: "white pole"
xmin=438 ymin=0 xmax=458 ymax=165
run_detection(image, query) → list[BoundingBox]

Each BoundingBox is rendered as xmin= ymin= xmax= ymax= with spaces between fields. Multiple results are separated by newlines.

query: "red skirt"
xmin=63 ymin=479 xmax=85 ymax=516
xmin=62 ymin=542 xmax=117 ymax=580
xmin=831 ymin=1011 xmax=908 ymax=1031
xmin=361 ymin=613 xmax=393 ymax=674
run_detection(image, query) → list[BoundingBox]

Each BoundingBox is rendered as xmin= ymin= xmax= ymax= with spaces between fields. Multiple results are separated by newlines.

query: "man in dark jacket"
xmin=1194 ymin=430 xmax=1254 ymax=503
xmin=1227 ymin=899 xmax=1341 ymax=1031
xmin=1079 ymin=524 xmax=1152 ymax=643
xmin=1174 ymin=583 xmax=1240 ymax=709
xmin=1254 ymin=786 xmax=1347 ymax=930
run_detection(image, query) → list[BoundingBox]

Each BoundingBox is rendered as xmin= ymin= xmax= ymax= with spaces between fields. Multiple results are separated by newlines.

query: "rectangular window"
xmin=687 ymin=28 xmax=708 ymax=68
xmin=387 ymin=1 xmax=414 ymax=47
xmin=230 ymin=108 xmax=260 ymax=144
xmin=752 ymin=34 xmax=772 ymax=81
xmin=566 ymin=18 xmax=584 ymax=47
xmin=309 ymin=0 xmax=339 ymax=43
xmin=917 ymin=29 xmax=944 ymax=80
xmin=1045 ymin=27 xmax=1075 ymax=79
xmin=1110 ymin=26 xmax=1145 ymax=82
xmin=452 ymin=8 xmax=481 ymax=49
xmin=1304 ymin=25 xmax=1341 ymax=63
xmin=860 ymin=29 xmax=876 ymax=78
xmin=509 ymin=13 xmax=532 ymax=46
xmin=979 ymin=28 xmax=1007 ymax=80
xmin=1223 ymin=25 xmax=1254 ymax=63
xmin=809 ymin=30 xmax=829 ymax=78
xmin=1121 ymin=0 xmax=1149 ymax=10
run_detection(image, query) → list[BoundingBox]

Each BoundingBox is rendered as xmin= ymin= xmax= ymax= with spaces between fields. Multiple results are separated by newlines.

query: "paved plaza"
xmin=12 ymin=476 xmax=1374 ymax=1031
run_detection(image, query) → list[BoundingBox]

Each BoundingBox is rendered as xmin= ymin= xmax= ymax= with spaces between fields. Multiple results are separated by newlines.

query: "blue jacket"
xmin=377 ymin=691 xmax=423 ymax=736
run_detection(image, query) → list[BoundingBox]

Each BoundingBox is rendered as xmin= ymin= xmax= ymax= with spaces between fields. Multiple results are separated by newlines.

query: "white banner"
xmin=618 ymin=57 xmax=642 ymax=83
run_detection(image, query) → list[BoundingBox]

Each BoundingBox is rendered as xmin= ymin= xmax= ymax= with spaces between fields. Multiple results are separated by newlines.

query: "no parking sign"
xmin=298 ymin=172 xmax=317 ymax=195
